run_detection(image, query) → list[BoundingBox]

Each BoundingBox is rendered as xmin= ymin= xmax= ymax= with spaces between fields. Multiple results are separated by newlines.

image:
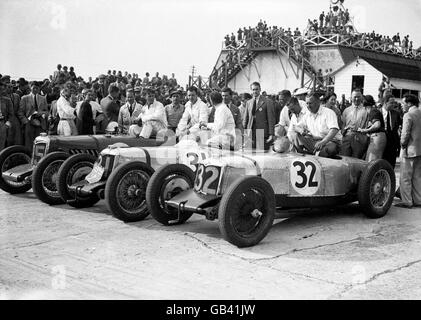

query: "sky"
xmin=1 ymin=0 xmax=421 ymax=86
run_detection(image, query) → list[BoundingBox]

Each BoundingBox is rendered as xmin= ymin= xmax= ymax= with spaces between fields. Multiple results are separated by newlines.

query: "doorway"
xmin=351 ymin=75 xmax=365 ymax=94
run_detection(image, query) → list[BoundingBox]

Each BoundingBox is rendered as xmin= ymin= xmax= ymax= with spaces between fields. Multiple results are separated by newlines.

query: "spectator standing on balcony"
xmin=395 ymin=94 xmax=421 ymax=208
xmin=169 ymin=73 xmax=178 ymax=88
xmin=340 ymin=90 xmax=369 ymax=159
xmin=237 ymin=28 xmax=243 ymax=42
xmin=319 ymin=11 xmax=325 ymax=29
xmin=243 ymin=82 xmax=276 ymax=150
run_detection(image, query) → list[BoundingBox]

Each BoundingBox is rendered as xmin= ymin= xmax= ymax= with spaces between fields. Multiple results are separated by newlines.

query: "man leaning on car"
xmin=289 ymin=92 xmax=342 ymax=158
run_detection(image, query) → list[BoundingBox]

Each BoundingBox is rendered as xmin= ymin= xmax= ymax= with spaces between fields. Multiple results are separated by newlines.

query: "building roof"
xmin=338 ymin=47 xmax=421 ymax=81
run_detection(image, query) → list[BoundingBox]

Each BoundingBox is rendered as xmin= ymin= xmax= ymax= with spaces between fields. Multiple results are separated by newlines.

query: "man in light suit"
xmin=395 ymin=94 xmax=421 ymax=208
xmin=18 ymin=82 xmax=48 ymax=151
xmin=243 ymin=82 xmax=276 ymax=150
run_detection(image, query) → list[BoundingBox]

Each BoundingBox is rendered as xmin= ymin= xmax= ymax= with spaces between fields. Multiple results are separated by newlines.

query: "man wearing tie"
xmin=18 ymin=82 xmax=48 ymax=151
xmin=381 ymin=94 xmax=402 ymax=168
xmin=243 ymin=82 xmax=276 ymax=150
xmin=395 ymin=94 xmax=421 ymax=208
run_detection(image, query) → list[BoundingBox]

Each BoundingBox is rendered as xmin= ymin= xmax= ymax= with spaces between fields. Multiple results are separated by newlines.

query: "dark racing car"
xmin=0 ymin=133 xmax=167 ymax=205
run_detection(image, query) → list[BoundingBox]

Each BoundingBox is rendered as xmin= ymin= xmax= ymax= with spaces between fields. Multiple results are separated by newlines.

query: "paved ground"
xmin=1 ymin=186 xmax=421 ymax=300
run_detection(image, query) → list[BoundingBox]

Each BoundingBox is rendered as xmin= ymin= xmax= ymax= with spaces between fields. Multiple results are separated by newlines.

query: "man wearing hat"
xmin=129 ymin=88 xmax=167 ymax=138
xmin=293 ymin=87 xmax=309 ymax=101
xmin=165 ymin=90 xmax=185 ymax=133
xmin=0 ymin=81 xmax=14 ymax=151
xmin=18 ymin=81 xmax=48 ymax=151
xmin=133 ymin=86 xmax=144 ymax=105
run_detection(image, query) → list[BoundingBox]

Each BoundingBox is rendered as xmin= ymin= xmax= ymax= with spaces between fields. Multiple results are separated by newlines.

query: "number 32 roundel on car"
xmin=289 ymin=159 xmax=322 ymax=196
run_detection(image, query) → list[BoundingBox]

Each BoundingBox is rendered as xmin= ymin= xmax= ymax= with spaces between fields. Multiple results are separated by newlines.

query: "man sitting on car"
xmin=200 ymin=91 xmax=236 ymax=150
xmin=289 ymin=92 xmax=342 ymax=158
xmin=129 ymin=88 xmax=167 ymax=138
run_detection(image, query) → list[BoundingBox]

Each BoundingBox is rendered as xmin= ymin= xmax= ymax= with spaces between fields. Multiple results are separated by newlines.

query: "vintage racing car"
xmin=61 ymin=139 xmax=235 ymax=222
xmin=145 ymin=151 xmax=396 ymax=248
xmin=0 ymin=133 xmax=168 ymax=205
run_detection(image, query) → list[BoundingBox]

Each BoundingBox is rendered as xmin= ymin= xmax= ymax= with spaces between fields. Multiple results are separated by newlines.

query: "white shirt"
xmin=177 ymin=98 xmax=209 ymax=134
xmin=287 ymin=105 xmax=309 ymax=136
xmin=278 ymin=100 xmax=307 ymax=128
xmin=138 ymin=100 xmax=167 ymax=127
xmin=57 ymin=95 xmax=76 ymax=120
xmin=297 ymin=106 xmax=342 ymax=142
xmin=207 ymin=103 xmax=236 ymax=147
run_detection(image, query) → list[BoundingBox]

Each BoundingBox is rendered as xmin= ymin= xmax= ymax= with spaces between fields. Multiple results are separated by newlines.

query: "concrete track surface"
xmin=1 ymin=188 xmax=421 ymax=300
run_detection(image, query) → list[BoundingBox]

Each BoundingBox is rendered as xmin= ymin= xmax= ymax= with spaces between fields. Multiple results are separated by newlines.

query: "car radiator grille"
xmin=69 ymin=149 xmax=99 ymax=157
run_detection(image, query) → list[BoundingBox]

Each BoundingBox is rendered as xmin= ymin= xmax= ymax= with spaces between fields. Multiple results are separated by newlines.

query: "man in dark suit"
xmin=17 ymin=82 xmax=48 ymax=151
xmin=243 ymin=82 xmax=276 ymax=150
xmin=381 ymin=94 xmax=402 ymax=168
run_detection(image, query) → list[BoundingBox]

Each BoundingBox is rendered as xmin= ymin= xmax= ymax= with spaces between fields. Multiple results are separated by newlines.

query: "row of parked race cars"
xmin=0 ymin=131 xmax=396 ymax=247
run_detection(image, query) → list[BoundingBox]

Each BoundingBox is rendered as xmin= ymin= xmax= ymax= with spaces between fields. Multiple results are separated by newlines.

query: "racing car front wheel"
xmin=0 ymin=145 xmax=32 ymax=194
xmin=358 ymin=159 xmax=396 ymax=219
xmin=146 ymin=164 xmax=195 ymax=226
xmin=57 ymin=153 xmax=99 ymax=208
xmin=105 ymin=161 xmax=155 ymax=222
xmin=32 ymin=152 xmax=69 ymax=205
xmin=218 ymin=176 xmax=276 ymax=248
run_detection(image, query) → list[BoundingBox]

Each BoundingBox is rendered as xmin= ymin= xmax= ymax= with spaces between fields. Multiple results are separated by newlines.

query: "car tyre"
xmin=146 ymin=164 xmax=195 ymax=226
xmin=32 ymin=152 xmax=69 ymax=205
xmin=0 ymin=145 xmax=32 ymax=194
xmin=218 ymin=176 xmax=275 ymax=248
xmin=105 ymin=161 xmax=154 ymax=222
xmin=358 ymin=159 xmax=396 ymax=219
xmin=57 ymin=153 xmax=99 ymax=208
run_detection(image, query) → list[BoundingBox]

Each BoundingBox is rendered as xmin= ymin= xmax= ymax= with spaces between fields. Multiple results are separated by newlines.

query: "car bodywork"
xmin=1 ymin=134 xmax=166 ymax=188
xmin=69 ymin=140 xmax=231 ymax=199
xmin=165 ymin=151 xmax=368 ymax=217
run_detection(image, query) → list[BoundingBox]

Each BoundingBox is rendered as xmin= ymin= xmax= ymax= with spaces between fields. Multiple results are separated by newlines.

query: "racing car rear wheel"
xmin=105 ymin=161 xmax=155 ymax=222
xmin=358 ymin=159 xmax=396 ymax=219
xmin=57 ymin=153 xmax=99 ymax=208
xmin=0 ymin=145 xmax=32 ymax=194
xmin=32 ymin=152 xmax=69 ymax=205
xmin=218 ymin=176 xmax=275 ymax=248
xmin=146 ymin=164 xmax=195 ymax=226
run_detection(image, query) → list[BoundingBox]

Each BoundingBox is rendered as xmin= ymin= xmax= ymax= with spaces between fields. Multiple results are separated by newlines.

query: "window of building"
xmin=351 ymin=75 xmax=365 ymax=94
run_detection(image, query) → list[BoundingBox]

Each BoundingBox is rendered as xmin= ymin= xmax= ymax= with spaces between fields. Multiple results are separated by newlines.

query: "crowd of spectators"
xmin=1 ymin=70 xmax=420 ymax=207
xmin=0 ymin=65 xmax=184 ymax=151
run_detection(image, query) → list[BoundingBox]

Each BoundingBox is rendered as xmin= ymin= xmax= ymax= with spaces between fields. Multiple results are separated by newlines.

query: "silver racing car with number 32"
xmin=146 ymin=150 xmax=396 ymax=248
